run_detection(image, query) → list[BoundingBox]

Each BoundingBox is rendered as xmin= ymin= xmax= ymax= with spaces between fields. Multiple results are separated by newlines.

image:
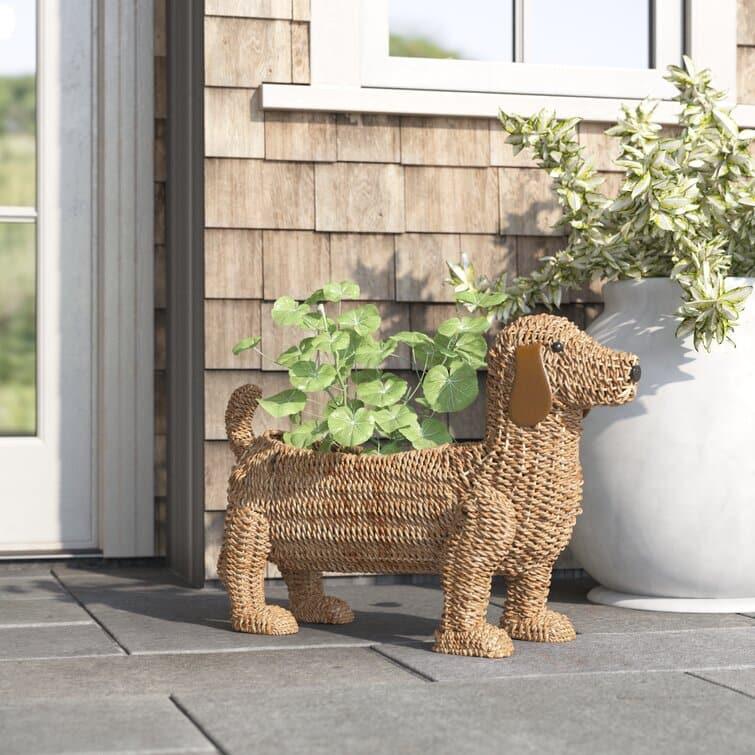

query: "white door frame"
xmin=97 ymin=0 xmax=155 ymax=557
xmin=0 ymin=1 xmax=153 ymax=557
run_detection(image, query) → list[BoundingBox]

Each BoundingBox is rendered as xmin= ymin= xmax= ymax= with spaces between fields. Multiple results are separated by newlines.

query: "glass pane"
xmin=389 ymin=0 xmax=514 ymax=62
xmin=0 ymin=222 xmax=36 ymax=435
xmin=0 ymin=0 xmax=36 ymax=206
xmin=525 ymin=0 xmax=649 ymax=69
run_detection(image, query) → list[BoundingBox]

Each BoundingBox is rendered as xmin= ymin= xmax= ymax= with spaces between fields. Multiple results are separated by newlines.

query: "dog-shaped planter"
xmin=218 ymin=314 xmax=640 ymax=658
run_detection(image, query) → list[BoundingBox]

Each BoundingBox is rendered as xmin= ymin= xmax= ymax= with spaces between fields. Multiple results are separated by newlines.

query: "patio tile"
xmin=0 ymin=563 xmax=55 ymax=578
xmin=0 ymin=595 xmax=92 ymax=627
xmin=71 ymin=584 xmax=483 ymax=654
xmin=691 ymin=668 xmax=755 ymax=698
xmin=63 ymin=581 xmax=755 ymax=656
xmin=375 ymin=628 xmax=755 ymax=682
xmin=174 ymin=671 xmax=755 ymax=755
xmin=52 ymin=565 xmax=189 ymax=591
xmin=0 ymin=696 xmax=214 ymax=755
xmin=0 ymin=624 xmax=122 ymax=661
xmin=0 ymin=575 xmax=68 ymax=600
xmin=0 ymin=648 xmax=420 ymax=701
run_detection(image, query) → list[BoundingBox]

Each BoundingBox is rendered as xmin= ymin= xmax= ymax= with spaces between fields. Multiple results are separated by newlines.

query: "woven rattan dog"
xmin=218 ymin=314 xmax=640 ymax=658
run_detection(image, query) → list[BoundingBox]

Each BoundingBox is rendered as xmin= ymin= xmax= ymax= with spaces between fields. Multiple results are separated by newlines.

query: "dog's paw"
xmin=501 ymin=609 xmax=576 ymax=643
xmin=433 ymin=622 xmax=514 ymax=659
xmin=291 ymin=596 xmax=355 ymax=625
xmin=231 ymin=604 xmax=299 ymax=635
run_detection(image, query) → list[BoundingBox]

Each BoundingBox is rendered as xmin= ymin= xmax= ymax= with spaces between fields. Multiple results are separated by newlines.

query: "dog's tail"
xmin=225 ymin=384 xmax=262 ymax=461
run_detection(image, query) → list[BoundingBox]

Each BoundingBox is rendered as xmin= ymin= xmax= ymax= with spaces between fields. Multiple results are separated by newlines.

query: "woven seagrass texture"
xmin=218 ymin=314 xmax=639 ymax=658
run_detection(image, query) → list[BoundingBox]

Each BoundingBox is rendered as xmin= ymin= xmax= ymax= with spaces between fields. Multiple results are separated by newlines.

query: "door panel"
xmin=0 ymin=1 xmax=95 ymax=552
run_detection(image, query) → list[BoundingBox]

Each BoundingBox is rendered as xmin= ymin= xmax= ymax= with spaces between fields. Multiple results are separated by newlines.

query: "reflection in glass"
xmin=389 ymin=0 xmax=514 ymax=62
xmin=0 ymin=0 xmax=36 ymax=206
xmin=0 ymin=222 xmax=36 ymax=435
xmin=525 ymin=0 xmax=650 ymax=69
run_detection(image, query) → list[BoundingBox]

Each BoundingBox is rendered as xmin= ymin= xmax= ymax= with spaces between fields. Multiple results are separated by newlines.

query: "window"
xmin=260 ymin=0 xmax=740 ymax=123
xmin=362 ymin=0 xmax=683 ymax=99
xmin=0 ymin=0 xmax=36 ymax=434
xmin=388 ymin=0 xmax=652 ymax=70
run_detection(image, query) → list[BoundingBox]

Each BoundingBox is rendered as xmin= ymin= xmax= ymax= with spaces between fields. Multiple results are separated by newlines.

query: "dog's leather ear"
xmin=509 ymin=343 xmax=552 ymax=427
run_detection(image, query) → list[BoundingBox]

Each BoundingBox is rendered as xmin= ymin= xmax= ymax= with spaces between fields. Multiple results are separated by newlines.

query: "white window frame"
xmin=260 ymin=0 xmax=749 ymax=125
xmin=361 ymin=0 xmax=681 ymax=100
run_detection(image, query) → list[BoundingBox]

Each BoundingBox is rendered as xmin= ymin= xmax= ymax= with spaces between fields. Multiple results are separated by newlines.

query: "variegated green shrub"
xmin=234 ymin=280 xmax=489 ymax=453
xmin=448 ymin=57 xmax=755 ymax=350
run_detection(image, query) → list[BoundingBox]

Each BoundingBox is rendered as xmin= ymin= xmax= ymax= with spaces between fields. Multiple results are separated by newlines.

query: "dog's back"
xmin=228 ymin=432 xmax=485 ymax=574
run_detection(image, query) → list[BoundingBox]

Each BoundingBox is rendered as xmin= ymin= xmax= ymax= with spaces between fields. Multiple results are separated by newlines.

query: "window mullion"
xmin=513 ymin=0 xmax=525 ymax=63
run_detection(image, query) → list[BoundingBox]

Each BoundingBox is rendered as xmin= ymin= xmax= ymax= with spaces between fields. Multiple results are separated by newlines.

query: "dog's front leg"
xmin=500 ymin=564 xmax=576 ymax=643
xmin=434 ymin=487 xmax=516 ymax=659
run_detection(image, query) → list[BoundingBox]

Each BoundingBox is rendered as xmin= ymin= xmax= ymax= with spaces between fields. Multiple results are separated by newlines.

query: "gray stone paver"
xmin=0 ymin=575 xmax=67 ymax=600
xmin=0 ymin=648 xmax=420 ymax=700
xmin=173 ymin=671 xmax=755 ymax=755
xmin=55 ymin=579 xmax=755 ymax=655
xmin=1 ymin=565 xmax=753 ymax=754
xmin=0 ymin=596 xmax=92 ymax=627
xmin=690 ymin=668 xmax=755 ymax=698
xmin=377 ymin=627 xmax=755 ymax=681
xmin=0 ymin=695 xmax=215 ymax=755
xmin=0 ymin=623 xmax=123 ymax=661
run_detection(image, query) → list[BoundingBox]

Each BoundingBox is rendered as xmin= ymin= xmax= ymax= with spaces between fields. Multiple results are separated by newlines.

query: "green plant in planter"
xmin=233 ymin=280 xmax=490 ymax=453
xmin=448 ymin=57 xmax=755 ymax=350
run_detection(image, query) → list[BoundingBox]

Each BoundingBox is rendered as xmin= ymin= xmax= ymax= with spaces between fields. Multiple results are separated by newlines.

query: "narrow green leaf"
xmin=232 ymin=336 xmax=261 ymax=355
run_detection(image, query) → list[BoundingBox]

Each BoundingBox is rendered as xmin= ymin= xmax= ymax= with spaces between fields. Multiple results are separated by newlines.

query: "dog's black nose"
xmin=629 ymin=364 xmax=642 ymax=383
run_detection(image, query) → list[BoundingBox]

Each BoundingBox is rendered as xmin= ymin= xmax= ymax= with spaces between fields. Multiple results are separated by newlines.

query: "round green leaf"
xmin=377 ymin=440 xmax=407 ymax=455
xmin=392 ymin=331 xmax=434 ymax=348
xmin=276 ymin=338 xmax=315 ymax=368
xmin=355 ymin=374 xmax=408 ymax=407
xmin=258 ymin=389 xmax=307 ymax=418
xmin=323 ymin=280 xmax=360 ymax=302
xmin=354 ymin=336 xmax=397 ymax=368
xmin=288 ymin=361 xmax=337 ymax=392
xmin=232 ymin=336 xmax=261 ymax=355
xmin=400 ymin=418 xmax=453 ymax=449
xmin=455 ymin=333 xmax=488 ymax=368
xmin=422 ymin=363 xmax=479 ymax=412
xmin=311 ymin=330 xmax=350 ymax=353
xmin=437 ymin=316 xmax=489 ymax=337
xmin=327 ymin=407 xmax=375 ymax=448
xmin=283 ymin=420 xmax=327 ymax=449
xmin=337 ymin=304 xmax=381 ymax=336
xmin=271 ymin=296 xmax=309 ymax=327
xmin=373 ymin=405 xmax=419 ymax=435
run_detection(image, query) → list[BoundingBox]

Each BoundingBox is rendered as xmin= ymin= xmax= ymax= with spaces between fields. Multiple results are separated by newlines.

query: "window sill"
xmin=259 ymin=84 xmax=755 ymax=126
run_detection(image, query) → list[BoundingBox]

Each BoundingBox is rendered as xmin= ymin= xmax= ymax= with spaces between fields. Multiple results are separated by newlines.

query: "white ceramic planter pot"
xmin=571 ymin=277 xmax=755 ymax=612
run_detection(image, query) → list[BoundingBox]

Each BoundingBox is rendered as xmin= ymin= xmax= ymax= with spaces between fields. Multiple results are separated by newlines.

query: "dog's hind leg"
xmin=281 ymin=570 xmax=355 ymax=625
xmin=434 ymin=488 xmax=517 ymax=659
xmin=500 ymin=564 xmax=576 ymax=642
xmin=218 ymin=504 xmax=298 ymax=635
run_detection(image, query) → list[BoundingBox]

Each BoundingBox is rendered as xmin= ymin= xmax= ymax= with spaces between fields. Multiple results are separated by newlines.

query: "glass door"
xmin=0 ymin=0 xmax=96 ymax=553
xmin=0 ymin=0 xmax=36 ymax=436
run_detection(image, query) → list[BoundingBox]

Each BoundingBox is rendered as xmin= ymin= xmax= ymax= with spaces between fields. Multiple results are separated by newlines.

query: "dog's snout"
xmin=629 ymin=364 xmax=642 ymax=383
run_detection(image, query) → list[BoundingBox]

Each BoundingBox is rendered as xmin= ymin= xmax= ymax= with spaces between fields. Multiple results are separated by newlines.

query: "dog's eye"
xmin=550 ymin=341 xmax=564 ymax=353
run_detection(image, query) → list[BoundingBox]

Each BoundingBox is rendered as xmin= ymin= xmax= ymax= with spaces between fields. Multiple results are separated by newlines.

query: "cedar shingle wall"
xmin=200 ymin=0 xmax=753 ymax=577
